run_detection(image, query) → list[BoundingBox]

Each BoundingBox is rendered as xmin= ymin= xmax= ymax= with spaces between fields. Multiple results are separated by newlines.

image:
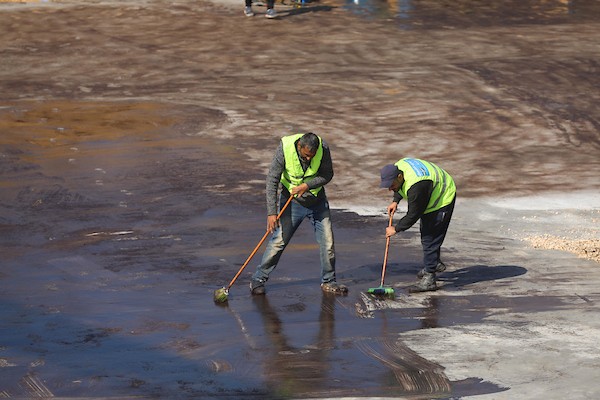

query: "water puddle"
xmin=0 ymin=99 xmax=583 ymax=398
xmin=342 ymin=0 xmax=599 ymax=28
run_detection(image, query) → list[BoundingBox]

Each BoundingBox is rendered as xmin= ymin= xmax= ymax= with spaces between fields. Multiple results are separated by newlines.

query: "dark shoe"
xmin=265 ymin=8 xmax=277 ymax=18
xmin=321 ymin=282 xmax=348 ymax=295
xmin=417 ymin=261 xmax=446 ymax=278
xmin=250 ymin=280 xmax=266 ymax=295
xmin=409 ymin=272 xmax=437 ymax=293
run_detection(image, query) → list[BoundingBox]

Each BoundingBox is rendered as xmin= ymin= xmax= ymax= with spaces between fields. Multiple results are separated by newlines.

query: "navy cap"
xmin=379 ymin=164 xmax=400 ymax=188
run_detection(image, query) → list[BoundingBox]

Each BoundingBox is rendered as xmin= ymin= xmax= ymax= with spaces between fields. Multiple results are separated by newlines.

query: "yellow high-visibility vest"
xmin=280 ymin=133 xmax=323 ymax=197
xmin=395 ymin=158 xmax=456 ymax=214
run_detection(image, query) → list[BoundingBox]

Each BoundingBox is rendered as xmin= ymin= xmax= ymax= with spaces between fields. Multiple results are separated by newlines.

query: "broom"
xmin=214 ymin=195 xmax=295 ymax=303
xmin=367 ymin=213 xmax=395 ymax=297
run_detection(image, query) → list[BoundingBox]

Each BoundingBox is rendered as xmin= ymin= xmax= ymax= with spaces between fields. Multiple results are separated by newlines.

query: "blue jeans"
xmin=252 ymin=195 xmax=336 ymax=285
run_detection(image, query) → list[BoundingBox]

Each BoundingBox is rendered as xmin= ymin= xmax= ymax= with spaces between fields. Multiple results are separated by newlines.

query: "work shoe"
xmin=417 ymin=261 xmax=446 ymax=279
xmin=321 ymin=282 xmax=348 ymax=295
xmin=249 ymin=280 xmax=265 ymax=295
xmin=265 ymin=8 xmax=277 ymax=18
xmin=409 ymin=272 xmax=437 ymax=293
xmin=244 ymin=6 xmax=254 ymax=16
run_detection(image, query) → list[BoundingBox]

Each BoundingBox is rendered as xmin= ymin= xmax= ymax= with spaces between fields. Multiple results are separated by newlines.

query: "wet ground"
xmin=1 ymin=0 xmax=600 ymax=399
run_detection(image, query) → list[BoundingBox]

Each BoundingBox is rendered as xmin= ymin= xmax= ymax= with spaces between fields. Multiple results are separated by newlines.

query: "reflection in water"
xmin=421 ymin=296 xmax=439 ymax=329
xmin=343 ymin=0 xmax=585 ymax=26
xmin=253 ymin=293 xmax=452 ymax=397
xmin=252 ymin=294 xmax=335 ymax=398
xmin=398 ymin=0 xmax=413 ymax=19
xmin=345 ymin=0 xmax=396 ymax=19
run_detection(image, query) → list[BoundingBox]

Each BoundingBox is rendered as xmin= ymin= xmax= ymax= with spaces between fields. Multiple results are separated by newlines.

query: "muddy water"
xmin=1 ymin=0 xmax=600 ymax=398
xmin=344 ymin=0 xmax=600 ymax=27
xmin=0 ymin=100 xmax=567 ymax=398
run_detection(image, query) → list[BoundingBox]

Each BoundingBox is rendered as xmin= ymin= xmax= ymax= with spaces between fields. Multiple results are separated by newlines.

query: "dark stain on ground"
xmin=2 ymin=0 xmax=600 ymax=394
xmin=0 ymin=100 xmax=573 ymax=398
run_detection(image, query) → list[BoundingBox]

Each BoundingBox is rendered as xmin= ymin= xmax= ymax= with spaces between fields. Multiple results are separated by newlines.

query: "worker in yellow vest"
xmin=250 ymin=132 xmax=348 ymax=295
xmin=379 ymin=158 xmax=456 ymax=292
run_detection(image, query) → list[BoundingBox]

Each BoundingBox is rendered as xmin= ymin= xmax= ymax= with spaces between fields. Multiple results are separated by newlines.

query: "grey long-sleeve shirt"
xmin=265 ymin=138 xmax=334 ymax=215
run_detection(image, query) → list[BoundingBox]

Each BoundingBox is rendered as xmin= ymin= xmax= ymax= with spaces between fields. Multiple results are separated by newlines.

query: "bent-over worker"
xmin=380 ymin=158 xmax=456 ymax=292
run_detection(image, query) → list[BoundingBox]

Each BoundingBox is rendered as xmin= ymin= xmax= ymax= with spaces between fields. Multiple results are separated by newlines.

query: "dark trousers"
xmin=246 ymin=0 xmax=275 ymax=8
xmin=420 ymin=196 xmax=455 ymax=273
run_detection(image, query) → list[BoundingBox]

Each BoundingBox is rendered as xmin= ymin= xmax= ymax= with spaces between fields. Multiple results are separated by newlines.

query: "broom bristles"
xmin=367 ymin=287 xmax=395 ymax=296
xmin=213 ymin=287 xmax=229 ymax=303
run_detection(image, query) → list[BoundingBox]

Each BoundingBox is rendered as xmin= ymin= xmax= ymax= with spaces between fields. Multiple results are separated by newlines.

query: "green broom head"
xmin=367 ymin=286 xmax=395 ymax=297
xmin=213 ymin=287 xmax=229 ymax=303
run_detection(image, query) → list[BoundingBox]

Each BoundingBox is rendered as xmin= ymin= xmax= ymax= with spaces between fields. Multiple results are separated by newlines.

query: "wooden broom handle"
xmin=227 ymin=195 xmax=295 ymax=288
xmin=380 ymin=213 xmax=393 ymax=287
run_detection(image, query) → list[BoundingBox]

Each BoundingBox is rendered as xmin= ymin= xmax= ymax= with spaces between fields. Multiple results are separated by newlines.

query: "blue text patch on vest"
xmin=405 ymin=158 xmax=430 ymax=177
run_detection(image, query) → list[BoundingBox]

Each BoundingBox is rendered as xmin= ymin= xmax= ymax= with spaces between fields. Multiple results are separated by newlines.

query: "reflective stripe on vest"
xmin=280 ymin=134 xmax=323 ymax=196
xmin=395 ymin=158 xmax=456 ymax=214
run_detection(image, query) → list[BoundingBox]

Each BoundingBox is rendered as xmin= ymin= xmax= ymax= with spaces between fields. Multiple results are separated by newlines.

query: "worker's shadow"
xmin=437 ymin=265 xmax=527 ymax=288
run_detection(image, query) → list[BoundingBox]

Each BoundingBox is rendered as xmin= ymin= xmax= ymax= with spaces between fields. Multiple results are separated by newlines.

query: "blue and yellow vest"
xmin=395 ymin=158 xmax=455 ymax=214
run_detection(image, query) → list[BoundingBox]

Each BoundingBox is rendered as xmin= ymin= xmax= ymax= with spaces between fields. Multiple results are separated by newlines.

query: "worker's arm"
xmin=387 ymin=190 xmax=403 ymax=216
xmin=392 ymin=180 xmax=433 ymax=233
xmin=265 ymin=143 xmax=285 ymax=232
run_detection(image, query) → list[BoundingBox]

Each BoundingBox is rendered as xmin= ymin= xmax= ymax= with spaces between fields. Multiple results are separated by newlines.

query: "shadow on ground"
xmin=439 ymin=264 xmax=528 ymax=287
